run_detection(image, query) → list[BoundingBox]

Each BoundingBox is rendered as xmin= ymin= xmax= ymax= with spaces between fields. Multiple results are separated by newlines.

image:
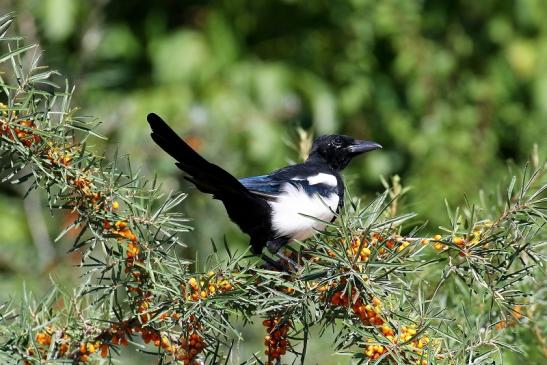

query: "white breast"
xmin=268 ymin=181 xmax=339 ymax=241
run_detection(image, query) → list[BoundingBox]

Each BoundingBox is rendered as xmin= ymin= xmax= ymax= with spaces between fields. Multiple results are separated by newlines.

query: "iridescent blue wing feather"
xmin=239 ymin=175 xmax=283 ymax=200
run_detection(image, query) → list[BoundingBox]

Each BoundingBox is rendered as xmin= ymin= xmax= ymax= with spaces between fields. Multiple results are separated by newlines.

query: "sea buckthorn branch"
xmin=0 ymin=14 xmax=217 ymax=364
xmin=282 ymin=169 xmax=545 ymax=364
xmin=299 ymin=228 xmax=440 ymax=364
xmin=0 ymin=13 xmax=546 ymax=365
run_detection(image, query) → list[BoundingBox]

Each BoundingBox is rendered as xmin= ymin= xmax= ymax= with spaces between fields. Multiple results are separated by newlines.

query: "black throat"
xmin=305 ymin=152 xmax=351 ymax=172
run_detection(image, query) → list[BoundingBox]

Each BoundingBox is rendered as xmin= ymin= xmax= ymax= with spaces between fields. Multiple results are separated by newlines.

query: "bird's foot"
xmin=266 ymin=238 xmax=287 ymax=253
xmin=261 ymin=238 xmax=303 ymax=272
xmin=260 ymin=254 xmax=286 ymax=271
xmin=274 ymin=251 xmax=302 ymax=272
xmin=260 ymin=250 xmax=302 ymax=272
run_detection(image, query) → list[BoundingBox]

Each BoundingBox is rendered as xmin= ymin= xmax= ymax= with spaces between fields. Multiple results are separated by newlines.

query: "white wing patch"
xmin=268 ymin=182 xmax=339 ymax=241
xmin=307 ymin=173 xmax=337 ymax=186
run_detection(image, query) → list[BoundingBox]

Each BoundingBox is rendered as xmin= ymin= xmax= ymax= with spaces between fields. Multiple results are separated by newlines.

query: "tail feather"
xmin=147 ymin=113 xmax=238 ymax=196
xmin=148 ymin=113 xmax=208 ymax=171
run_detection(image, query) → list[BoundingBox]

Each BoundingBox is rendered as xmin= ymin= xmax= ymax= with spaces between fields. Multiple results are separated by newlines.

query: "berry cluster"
xmin=45 ymin=144 xmax=74 ymax=166
xmin=44 ymin=316 xmax=207 ymax=364
xmin=352 ymin=297 xmax=384 ymax=326
xmin=431 ymin=234 xmax=470 ymax=253
xmin=102 ymin=217 xmax=147 ymax=284
xmin=364 ymin=338 xmax=387 ymax=360
xmin=129 ymin=322 xmax=206 ymax=364
xmin=495 ymin=305 xmax=524 ymax=330
xmin=432 ymin=234 xmax=446 ymax=251
xmin=364 ymin=324 xmax=431 ymax=363
xmin=78 ymin=341 xmax=109 ymax=362
xmin=27 ymin=327 xmax=110 ymax=364
xmin=344 ymin=237 xmax=372 ymax=261
xmin=176 ymin=330 xmax=206 ymax=364
xmin=0 ymin=104 xmax=41 ymax=147
xmin=430 ymin=221 xmax=493 ymax=255
xmin=183 ymin=272 xmax=234 ymax=301
xmin=64 ymin=174 xmax=104 ymax=211
xmin=327 ymin=232 xmax=418 ymax=263
xmin=263 ymin=317 xmax=290 ymax=365
xmin=327 ymin=284 xmax=385 ymax=326
xmin=323 ymin=285 xmax=434 ymax=364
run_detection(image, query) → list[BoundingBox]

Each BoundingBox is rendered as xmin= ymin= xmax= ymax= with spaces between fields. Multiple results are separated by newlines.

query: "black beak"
xmin=347 ymin=140 xmax=382 ymax=154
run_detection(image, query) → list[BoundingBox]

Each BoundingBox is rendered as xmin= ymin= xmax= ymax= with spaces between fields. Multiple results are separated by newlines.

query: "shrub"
xmin=0 ymin=14 xmax=545 ymax=365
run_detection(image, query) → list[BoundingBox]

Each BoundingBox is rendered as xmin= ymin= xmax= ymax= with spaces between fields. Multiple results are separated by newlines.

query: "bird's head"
xmin=307 ymin=135 xmax=382 ymax=171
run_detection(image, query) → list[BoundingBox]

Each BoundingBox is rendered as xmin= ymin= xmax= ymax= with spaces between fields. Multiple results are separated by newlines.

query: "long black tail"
xmin=148 ymin=112 xmax=238 ymax=197
xmin=147 ymin=113 xmax=271 ymax=252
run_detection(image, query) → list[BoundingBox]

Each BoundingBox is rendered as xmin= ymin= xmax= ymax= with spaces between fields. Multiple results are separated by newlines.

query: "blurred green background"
xmin=0 ymin=0 xmax=546 ymax=363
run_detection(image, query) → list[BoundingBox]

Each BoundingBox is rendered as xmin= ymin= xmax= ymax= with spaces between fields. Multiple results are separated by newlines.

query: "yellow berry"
xmin=453 ymin=236 xmax=465 ymax=246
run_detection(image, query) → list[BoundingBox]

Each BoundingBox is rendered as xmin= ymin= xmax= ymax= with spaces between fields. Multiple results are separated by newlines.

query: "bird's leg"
xmin=266 ymin=238 xmax=302 ymax=271
xmin=260 ymin=253 xmax=285 ymax=271
xmin=283 ymin=244 xmax=300 ymax=256
xmin=276 ymin=251 xmax=302 ymax=271
xmin=266 ymin=238 xmax=287 ymax=254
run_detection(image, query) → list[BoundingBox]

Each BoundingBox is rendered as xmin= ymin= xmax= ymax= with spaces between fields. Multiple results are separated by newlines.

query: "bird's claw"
xmin=274 ymin=251 xmax=302 ymax=271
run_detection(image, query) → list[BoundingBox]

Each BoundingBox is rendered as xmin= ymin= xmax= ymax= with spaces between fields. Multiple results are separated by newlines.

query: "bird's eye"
xmin=331 ymin=138 xmax=343 ymax=148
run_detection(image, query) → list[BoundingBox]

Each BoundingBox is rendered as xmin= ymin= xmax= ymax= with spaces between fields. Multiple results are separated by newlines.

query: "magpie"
xmin=147 ymin=113 xmax=381 ymax=262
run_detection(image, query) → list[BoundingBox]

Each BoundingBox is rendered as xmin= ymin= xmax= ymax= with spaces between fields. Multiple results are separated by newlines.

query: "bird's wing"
xmin=239 ymin=171 xmax=339 ymax=201
xmin=239 ymin=175 xmax=284 ymax=200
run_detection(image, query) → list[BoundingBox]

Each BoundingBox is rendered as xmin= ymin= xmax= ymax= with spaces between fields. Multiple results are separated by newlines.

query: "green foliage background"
xmin=0 ymin=1 xmax=545 ymax=364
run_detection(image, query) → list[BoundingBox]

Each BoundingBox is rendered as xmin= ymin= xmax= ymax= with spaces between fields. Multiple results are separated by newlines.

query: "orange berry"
xmin=35 ymin=332 xmax=51 ymax=346
xmin=188 ymin=277 xmax=198 ymax=288
xmin=127 ymin=231 xmax=137 ymax=242
xmin=496 ymin=321 xmax=507 ymax=330
xmin=100 ymin=344 xmax=109 ymax=358
xmin=453 ymin=236 xmax=465 ymax=246
xmin=127 ymin=243 xmax=140 ymax=258
xmin=513 ymin=305 xmax=523 ymax=320
xmin=115 ymin=221 xmax=127 ymax=229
